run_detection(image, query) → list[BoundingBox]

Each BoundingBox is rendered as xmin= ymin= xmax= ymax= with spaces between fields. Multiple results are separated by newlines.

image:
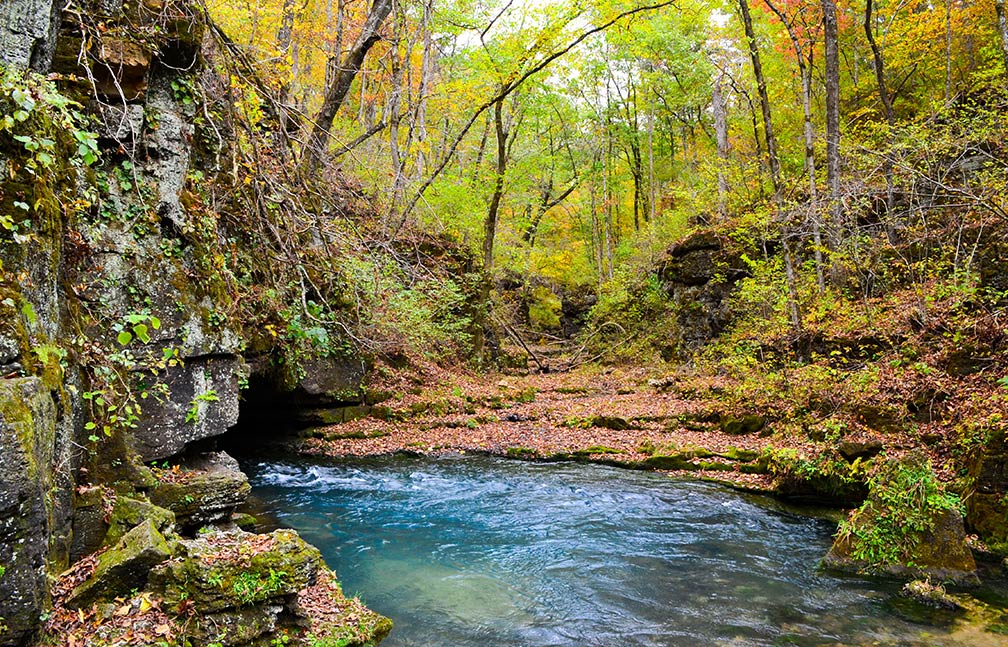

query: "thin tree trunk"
xmin=864 ymin=0 xmax=895 ymax=124
xmin=763 ymin=0 xmax=823 ymax=291
xmin=415 ymin=0 xmax=435 ymax=179
xmin=996 ymin=0 xmax=1008 ymax=72
xmin=712 ymin=70 xmax=730 ymax=219
xmin=647 ymin=98 xmax=656 ymax=224
xmin=945 ymin=0 xmax=953 ymax=102
xmin=864 ymin=0 xmax=896 ymax=224
xmin=483 ymin=98 xmax=508 ymax=274
xmin=739 ymin=0 xmax=800 ymax=332
xmin=823 ymin=0 xmax=842 ymax=248
xmin=385 ymin=15 xmax=407 ymax=235
xmin=738 ymin=0 xmax=781 ymax=190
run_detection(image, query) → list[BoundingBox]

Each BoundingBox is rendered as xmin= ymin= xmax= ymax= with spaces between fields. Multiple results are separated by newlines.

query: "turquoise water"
xmin=246 ymin=455 xmax=1004 ymax=646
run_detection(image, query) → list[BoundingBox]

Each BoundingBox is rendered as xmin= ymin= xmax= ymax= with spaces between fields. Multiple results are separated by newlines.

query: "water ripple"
xmin=247 ymin=455 xmax=995 ymax=647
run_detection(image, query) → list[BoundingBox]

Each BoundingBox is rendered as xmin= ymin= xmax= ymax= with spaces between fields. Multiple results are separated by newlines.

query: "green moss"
xmin=528 ymin=285 xmax=562 ymax=331
xmin=639 ymin=455 xmax=697 ymax=471
xmin=723 ymin=447 xmax=760 ymax=462
xmin=506 ymin=446 xmax=540 ymax=459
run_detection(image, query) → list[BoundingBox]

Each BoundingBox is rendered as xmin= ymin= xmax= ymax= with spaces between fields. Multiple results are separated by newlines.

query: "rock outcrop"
xmin=148 ymin=451 xmax=250 ymax=532
xmin=0 ymin=0 xmax=385 ymax=644
xmin=823 ymin=454 xmax=978 ymax=586
xmin=965 ymin=423 xmax=1008 ymax=552
xmin=655 ymin=229 xmax=750 ymax=359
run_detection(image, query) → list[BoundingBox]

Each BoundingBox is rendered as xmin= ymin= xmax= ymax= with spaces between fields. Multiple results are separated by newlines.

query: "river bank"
xmin=290 ymin=364 xmax=921 ymax=500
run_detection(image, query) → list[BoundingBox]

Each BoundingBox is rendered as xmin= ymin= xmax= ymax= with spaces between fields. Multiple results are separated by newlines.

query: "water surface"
xmin=246 ymin=455 xmax=1006 ymax=646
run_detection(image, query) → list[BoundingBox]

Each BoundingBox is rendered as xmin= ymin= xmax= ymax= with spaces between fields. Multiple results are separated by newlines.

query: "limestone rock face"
xmin=0 ymin=378 xmax=60 ymax=646
xmin=296 ymin=356 xmax=366 ymax=405
xmin=0 ymin=0 xmax=60 ymax=70
xmin=131 ymin=356 xmax=241 ymax=461
xmin=656 ymin=229 xmax=750 ymax=360
xmin=67 ymin=518 xmax=173 ymax=609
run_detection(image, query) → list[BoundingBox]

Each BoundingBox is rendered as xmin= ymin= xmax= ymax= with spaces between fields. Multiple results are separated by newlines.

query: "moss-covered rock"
xmin=183 ymin=602 xmax=286 ymax=647
xmin=294 ymin=568 xmax=392 ymax=647
xmin=965 ymin=423 xmax=1008 ymax=553
xmin=149 ymin=528 xmax=323 ymax=613
xmin=67 ymin=518 xmax=173 ymax=608
xmin=766 ymin=447 xmax=869 ymax=506
xmin=0 ymin=377 xmax=62 ymax=645
xmin=148 ymin=451 xmax=250 ymax=532
xmin=824 ymin=453 xmax=978 ymax=586
xmin=720 ymin=414 xmax=766 ymax=435
xmin=590 ymin=415 xmax=631 ymax=431
xmin=103 ymin=496 xmax=175 ymax=546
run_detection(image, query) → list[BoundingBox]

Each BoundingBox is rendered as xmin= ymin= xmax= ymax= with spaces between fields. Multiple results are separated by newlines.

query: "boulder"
xmin=67 ymin=518 xmax=173 ymax=608
xmin=103 ymin=496 xmax=175 ymax=546
xmin=837 ymin=440 xmax=884 ymax=462
xmin=590 ymin=415 xmax=631 ymax=431
xmin=148 ymin=452 xmax=250 ymax=532
xmin=901 ymin=580 xmax=963 ymax=611
xmin=295 ymin=356 xmax=366 ymax=406
xmin=824 ymin=454 xmax=978 ymax=586
xmin=149 ymin=528 xmax=323 ymax=613
xmin=183 ymin=603 xmax=285 ymax=647
xmin=0 ymin=378 xmax=60 ymax=646
xmin=720 ymin=414 xmax=766 ymax=435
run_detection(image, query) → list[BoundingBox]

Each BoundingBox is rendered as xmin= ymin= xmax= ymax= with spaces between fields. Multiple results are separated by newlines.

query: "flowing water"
xmin=246 ymin=455 xmax=1008 ymax=647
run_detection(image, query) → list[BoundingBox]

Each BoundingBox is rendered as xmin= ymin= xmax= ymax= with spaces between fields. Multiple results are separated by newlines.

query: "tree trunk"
xmin=864 ymin=0 xmax=895 ymax=124
xmin=305 ymin=0 xmax=393 ymax=169
xmin=738 ymin=0 xmax=781 ymax=191
xmin=415 ymin=0 xmax=435 ymax=179
xmin=996 ymin=0 xmax=1008 ymax=72
xmin=739 ymin=0 xmax=800 ymax=332
xmin=864 ymin=0 xmax=896 ymax=226
xmin=763 ymin=0 xmax=823 ymax=291
xmin=483 ymin=98 xmax=508 ymax=274
xmin=385 ymin=13 xmax=407 ymax=235
xmin=712 ymin=70 xmax=730 ymax=219
xmin=823 ymin=0 xmax=842 ymax=248
xmin=945 ymin=0 xmax=953 ymax=102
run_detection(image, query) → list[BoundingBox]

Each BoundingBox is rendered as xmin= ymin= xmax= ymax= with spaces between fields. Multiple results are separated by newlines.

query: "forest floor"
xmin=294 ymin=361 xmax=920 ymax=497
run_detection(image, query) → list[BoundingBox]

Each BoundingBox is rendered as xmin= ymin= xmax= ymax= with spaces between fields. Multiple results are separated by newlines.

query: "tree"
xmin=737 ymin=0 xmax=800 ymax=332
xmin=822 ymin=0 xmax=842 ymax=248
xmin=762 ymin=0 xmax=824 ymax=291
xmin=997 ymin=0 xmax=1008 ymax=72
xmin=305 ymin=0 xmax=393 ymax=168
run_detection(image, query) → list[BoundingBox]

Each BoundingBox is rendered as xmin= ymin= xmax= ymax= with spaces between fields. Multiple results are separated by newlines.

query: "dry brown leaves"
xmin=300 ymin=365 xmax=784 ymax=491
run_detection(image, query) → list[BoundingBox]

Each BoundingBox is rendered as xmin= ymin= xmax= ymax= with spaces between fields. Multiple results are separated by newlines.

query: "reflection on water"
xmin=246 ymin=455 xmax=1006 ymax=647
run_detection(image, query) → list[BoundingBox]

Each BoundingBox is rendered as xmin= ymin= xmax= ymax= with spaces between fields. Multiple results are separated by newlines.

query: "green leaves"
xmin=0 ymin=67 xmax=100 ymax=171
xmin=114 ymin=313 xmax=162 ymax=346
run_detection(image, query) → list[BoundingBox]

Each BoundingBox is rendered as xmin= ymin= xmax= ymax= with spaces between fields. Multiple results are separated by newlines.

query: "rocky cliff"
xmin=0 ymin=1 xmax=385 ymax=645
